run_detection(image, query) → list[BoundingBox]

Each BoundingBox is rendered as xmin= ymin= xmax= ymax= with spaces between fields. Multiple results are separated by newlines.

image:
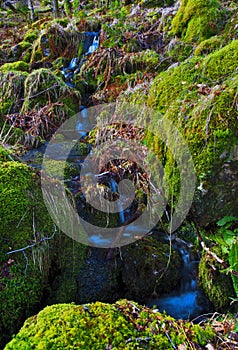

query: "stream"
xmin=147 ymin=237 xmax=212 ymax=320
xmin=20 ymin=31 xmax=212 ymax=321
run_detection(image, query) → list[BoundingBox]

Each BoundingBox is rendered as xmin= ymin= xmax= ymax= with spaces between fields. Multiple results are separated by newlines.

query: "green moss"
xmin=0 ymin=152 xmax=88 ymax=346
xmin=198 ymin=247 xmax=236 ymax=309
xmin=43 ymin=159 xmax=82 ymax=179
xmin=0 ymin=71 xmax=28 ymax=115
xmin=23 ymin=29 xmax=39 ymax=43
xmin=0 ymin=144 xmax=12 ymax=161
xmin=167 ymin=40 xmax=194 ymax=62
xmin=146 ymin=42 xmax=238 ymax=226
xmin=31 ymin=22 xmax=81 ymax=62
xmin=171 ymin=0 xmax=225 ymax=43
xmin=21 ymin=68 xmax=81 ymax=118
xmin=0 ymin=61 xmax=29 ymax=73
xmin=201 ymin=39 xmax=238 ymax=81
xmin=0 ymin=157 xmax=55 ymax=347
xmin=194 ymin=36 xmax=222 ymax=56
xmin=4 ymin=300 xmax=214 ymax=349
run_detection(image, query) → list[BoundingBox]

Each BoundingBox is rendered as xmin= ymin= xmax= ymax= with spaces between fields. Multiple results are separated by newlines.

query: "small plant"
xmin=216 ymin=216 xmax=238 ymax=298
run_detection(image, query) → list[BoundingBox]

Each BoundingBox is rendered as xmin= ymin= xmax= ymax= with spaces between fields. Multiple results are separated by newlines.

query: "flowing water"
xmin=62 ymin=31 xmax=100 ymax=87
xmin=147 ymin=238 xmax=212 ymax=320
xmin=20 ymin=29 xmax=212 ymax=318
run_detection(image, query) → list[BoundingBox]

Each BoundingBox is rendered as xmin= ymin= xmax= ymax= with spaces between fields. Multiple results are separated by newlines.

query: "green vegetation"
xmin=199 ymin=216 xmax=238 ymax=306
xmin=171 ymin=0 xmax=225 ymax=43
xmin=1 ymin=0 xmax=238 ymax=348
xmin=0 ymin=61 xmax=29 ymax=72
xmin=21 ymin=68 xmax=81 ymax=117
xmin=0 ymin=146 xmax=87 ymax=345
xmin=4 ymin=300 xmax=215 ymax=349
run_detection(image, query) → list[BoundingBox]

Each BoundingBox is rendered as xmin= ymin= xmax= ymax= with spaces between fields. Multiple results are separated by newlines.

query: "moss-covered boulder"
xmin=194 ymin=35 xmax=222 ymax=56
xmin=31 ymin=22 xmax=81 ymax=62
xmin=10 ymin=41 xmax=32 ymax=62
xmin=23 ymin=29 xmax=39 ymax=44
xmin=0 ymin=70 xmax=28 ymax=116
xmin=120 ymin=237 xmax=182 ymax=302
xmin=0 ymin=60 xmax=29 ymax=72
xmin=75 ymin=236 xmax=182 ymax=305
xmin=147 ymin=41 xmax=238 ymax=226
xmin=198 ymin=248 xmax=236 ymax=309
xmin=171 ymin=0 xmax=225 ymax=43
xmin=0 ymin=148 xmax=53 ymax=346
xmin=4 ymin=300 xmax=215 ymax=349
xmin=0 ymin=146 xmax=87 ymax=347
xmin=21 ymin=68 xmax=81 ymax=117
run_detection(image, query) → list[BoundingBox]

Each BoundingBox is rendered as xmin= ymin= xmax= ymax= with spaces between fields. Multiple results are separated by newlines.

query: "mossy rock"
xmin=166 ymin=39 xmax=194 ymax=62
xmin=23 ymin=29 xmax=39 ymax=43
xmin=0 ymin=70 xmax=28 ymax=115
xmin=21 ymin=68 xmax=81 ymax=119
xmin=0 ymin=150 xmax=87 ymax=346
xmin=31 ymin=22 xmax=81 ymax=62
xmin=0 ymin=154 xmax=55 ymax=347
xmin=194 ymin=36 xmax=222 ymax=56
xmin=0 ymin=61 xmax=29 ymax=73
xmin=120 ymin=236 xmax=182 ymax=301
xmin=171 ymin=0 xmax=225 ymax=43
xmin=146 ymin=41 xmax=238 ymax=226
xmin=201 ymin=39 xmax=238 ymax=81
xmin=43 ymin=159 xmax=82 ymax=179
xmin=4 ymin=300 xmax=215 ymax=349
xmin=10 ymin=42 xmax=32 ymax=61
xmin=198 ymin=248 xmax=236 ymax=309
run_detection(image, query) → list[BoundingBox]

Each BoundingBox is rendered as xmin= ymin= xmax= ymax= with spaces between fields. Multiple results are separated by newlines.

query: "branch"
xmin=6 ymin=226 xmax=57 ymax=256
xmin=194 ymin=222 xmax=238 ymax=277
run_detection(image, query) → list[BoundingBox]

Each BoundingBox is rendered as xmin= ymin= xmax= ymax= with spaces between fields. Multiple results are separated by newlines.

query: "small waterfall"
xmin=87 ymin=35 xmax=100 ymax=55
xmin=147 ymin=238 xmax=211 ymax=320
xmin=108 ymin=178 xmax=125 ymax=225
xmin=61 ymin=31 xmax=100 ymax=87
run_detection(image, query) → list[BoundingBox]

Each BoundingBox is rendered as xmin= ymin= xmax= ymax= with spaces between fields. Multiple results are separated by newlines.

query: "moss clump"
xmin=21 ymin=68 xmax=81 ymax=118
xmin=10 ymin=41 xmax=32 ymax=61
xmin=43 ymin=159 xmax=81 ymax=179
xmin=23 ymin=29 xmax=39 ymax=43
xmin=171 ymin=0 xmax=225 ymax=43
xmin=4 ymin=300 xmax=215 ymax=349
xmin=0 ymin=71 xmax=28 ymax=115
xmin=0 ymin=61 xmax=29 ymax=73
xmin=198 ymin=248 xmax=236 ymax=309
xmin=31 ymin=22 xmax=81 ymax=62
xmin=0 ymin=155 xmax=55 ymax=347
xmin=201 ymin=39 xmax=238 ymax=81
xmin=194 ymin=36 xmax=222 ymax=56
xmin=166 ymin=39 xmax=194 ymax=62
xmin=146 ymin=41 xmax=238 ymax=228
xmin=0 ymin=151 xmax=87 ymax=346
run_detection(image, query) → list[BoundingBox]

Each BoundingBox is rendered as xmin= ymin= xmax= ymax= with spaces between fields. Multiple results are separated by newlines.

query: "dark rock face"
xmin=76 ymin=248 xmax=122 ymax=304
xmin=76 ymin=235 xmax=182 ymax=304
